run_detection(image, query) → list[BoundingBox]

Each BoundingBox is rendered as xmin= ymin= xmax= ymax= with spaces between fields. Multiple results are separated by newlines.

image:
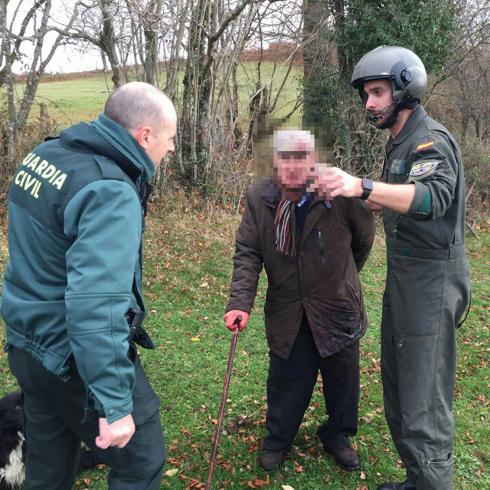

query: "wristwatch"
xmin=360 ymin=178 xmax=373 ymax=200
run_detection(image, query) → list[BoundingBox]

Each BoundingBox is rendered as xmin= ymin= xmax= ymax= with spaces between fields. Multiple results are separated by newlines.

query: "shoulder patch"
xmin=409 ymin=160 xmax=441 ymax=178
xmin=416 ymin=141 xmax=434 ymax=151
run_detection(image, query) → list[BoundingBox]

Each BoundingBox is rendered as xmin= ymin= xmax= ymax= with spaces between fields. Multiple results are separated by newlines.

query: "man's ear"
xmin=133 ymin=127 xmax=152 ymax=150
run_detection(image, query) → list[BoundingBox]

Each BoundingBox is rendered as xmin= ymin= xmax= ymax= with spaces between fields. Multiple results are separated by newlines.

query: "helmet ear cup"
xmin=401 ymin=69 xmax=412 ymax=84
xmin=391 ymin=61 xmax=410 ymax=91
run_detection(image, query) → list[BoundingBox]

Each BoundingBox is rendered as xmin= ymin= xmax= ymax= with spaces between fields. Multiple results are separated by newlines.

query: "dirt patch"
xmin=240 ymin=42 xmax=303 ymax=65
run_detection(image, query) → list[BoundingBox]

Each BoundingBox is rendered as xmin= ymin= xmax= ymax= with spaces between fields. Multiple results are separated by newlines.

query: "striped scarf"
xmin=274 ymin=200 xmax=296 ymax=256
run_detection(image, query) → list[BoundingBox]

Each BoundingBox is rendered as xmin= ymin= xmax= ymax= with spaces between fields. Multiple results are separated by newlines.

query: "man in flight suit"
xmin=310 ymin=46 xmax=471 ymax=489
xmin=2 ymin=82 xmax=176 ymax=489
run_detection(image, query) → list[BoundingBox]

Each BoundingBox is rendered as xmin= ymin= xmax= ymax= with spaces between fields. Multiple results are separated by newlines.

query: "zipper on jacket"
xmin=317 ymin=229 xmax=326 ymax=264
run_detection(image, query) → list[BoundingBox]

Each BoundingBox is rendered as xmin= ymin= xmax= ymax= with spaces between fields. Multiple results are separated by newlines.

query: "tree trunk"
xmin=302 ymin=0 xmax=336 ymax=156
xmin=99 ymin=0 xmax=123 ymax=88
xmin=180 ymin=0 xmax=210 ymax=184
xmin=0 ymin=0 xmax=17 ymax=175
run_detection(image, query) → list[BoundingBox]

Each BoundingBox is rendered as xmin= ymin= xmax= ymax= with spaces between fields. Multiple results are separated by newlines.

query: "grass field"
xmin=15 ymin=61 xmax=303 ymax=128
xmin=1 ymin=208 xmax=487 ymax=490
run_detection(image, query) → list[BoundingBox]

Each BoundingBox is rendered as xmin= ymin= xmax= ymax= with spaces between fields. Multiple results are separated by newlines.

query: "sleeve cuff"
xmin=406 ymin=181 xmax=432 ymax=219
xmin=225 ymin=302 xmax=252 ymax=314
xmin=102 ymin=396 xmax=133 ymax=424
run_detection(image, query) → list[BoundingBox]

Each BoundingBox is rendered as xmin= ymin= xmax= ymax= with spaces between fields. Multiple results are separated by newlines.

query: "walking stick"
xmin=205 ymin=317 xmax=241 ymax=490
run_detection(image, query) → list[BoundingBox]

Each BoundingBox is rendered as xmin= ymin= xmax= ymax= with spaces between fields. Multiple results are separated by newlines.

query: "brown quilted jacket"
xmin=226 ymin=179 xmax=376 ymax=359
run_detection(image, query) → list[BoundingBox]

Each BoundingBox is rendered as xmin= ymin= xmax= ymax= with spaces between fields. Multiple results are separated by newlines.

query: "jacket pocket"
xmin=327 ymin=309 xmax=362 ymax=339
xmin=346 ymin=281 xmax=364 ymax=324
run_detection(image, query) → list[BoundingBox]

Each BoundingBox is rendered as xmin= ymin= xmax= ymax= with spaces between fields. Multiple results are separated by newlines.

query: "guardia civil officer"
xmin=2 ymin=82 xmax=176 ymax=489
xmin=310 ymin=46 xmax=471 ymax=489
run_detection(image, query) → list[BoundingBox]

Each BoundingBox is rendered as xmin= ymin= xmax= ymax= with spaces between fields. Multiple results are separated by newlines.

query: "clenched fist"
xmin=96 ymin=414 xmax=135 ymax=449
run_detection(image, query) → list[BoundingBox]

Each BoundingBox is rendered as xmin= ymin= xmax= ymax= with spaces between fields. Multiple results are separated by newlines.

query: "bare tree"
xmin=0 ymin=0 xmax=80 ymax=174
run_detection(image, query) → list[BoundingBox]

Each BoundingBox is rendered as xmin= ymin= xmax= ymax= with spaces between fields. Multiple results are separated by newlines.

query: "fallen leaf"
xmin=186 ymin=478 xmax=205 ymax=489
xmin=190 ymin=337 xmax=200 ymax=342
xmin=360 ymin=471 xmax=366 ymax=480
xmin=247 ymin=476 xmax=269 ymax=488
xmin=282 ymin=486 xmax=295 ymax=490
xmin=165 ymin=468 xmax=179 ymax=477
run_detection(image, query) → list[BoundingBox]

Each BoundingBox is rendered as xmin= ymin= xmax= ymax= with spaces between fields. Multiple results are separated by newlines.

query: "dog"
xmin=0 ymin=391 xmax=101 ymax=489
xmin=0 ymin=392 xmax=24 ymax=490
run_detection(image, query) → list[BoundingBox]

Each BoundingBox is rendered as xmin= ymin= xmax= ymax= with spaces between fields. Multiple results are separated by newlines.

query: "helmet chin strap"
xmin=367 ymin=102 xmax=396 ymax=124
xmin=367 ymin=100 xmax=407 ymax=129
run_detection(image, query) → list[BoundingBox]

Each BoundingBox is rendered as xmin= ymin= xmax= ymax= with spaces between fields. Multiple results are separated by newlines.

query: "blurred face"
xmin=363 ymin=79 xmax=394 ymax=128
xmin=274 ymin=150 xmax=315 ymax=192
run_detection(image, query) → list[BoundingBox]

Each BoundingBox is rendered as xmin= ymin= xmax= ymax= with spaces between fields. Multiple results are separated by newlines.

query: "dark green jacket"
xmin=2 ymin=114 xmax=154 ymax=423
xmin=226 ymin=179 xmax=375 ymax=359
xmin=382 ymin=105 xmax=466 ymax=252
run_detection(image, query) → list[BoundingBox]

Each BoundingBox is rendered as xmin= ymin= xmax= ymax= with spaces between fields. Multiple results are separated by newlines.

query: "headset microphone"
xmin=366 ymin=103 xmax=396 ymax=124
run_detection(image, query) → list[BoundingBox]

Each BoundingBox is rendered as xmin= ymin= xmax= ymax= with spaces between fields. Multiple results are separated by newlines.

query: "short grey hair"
xmin=273 ymin=129 xmax=315 ymax=153
xmin=104 ymin=82 xmax=176 ymax=131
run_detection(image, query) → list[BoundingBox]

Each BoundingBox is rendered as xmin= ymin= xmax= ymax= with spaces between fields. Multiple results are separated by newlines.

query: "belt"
xmin=388 ymin=241 xmax=465 ymax=260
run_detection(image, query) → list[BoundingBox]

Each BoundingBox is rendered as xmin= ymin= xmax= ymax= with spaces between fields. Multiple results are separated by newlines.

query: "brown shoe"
xmin=324 ymin=446 xmax=360 ymax=471
xmin=258 ymin=450 xmax=286 ymax=472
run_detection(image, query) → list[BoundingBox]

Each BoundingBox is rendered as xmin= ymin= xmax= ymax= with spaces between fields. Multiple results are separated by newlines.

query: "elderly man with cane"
xmin=224 ymin=129 xmax=375 ymax=473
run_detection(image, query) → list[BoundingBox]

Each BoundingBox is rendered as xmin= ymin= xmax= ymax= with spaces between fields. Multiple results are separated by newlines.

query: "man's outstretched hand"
xmin=307 ymin=166 xmax=363 ymax=200
xmin=96 ymin=414 xmax=135 ymax=449
xmin=224 ymin=310 xmax=249 ymax=332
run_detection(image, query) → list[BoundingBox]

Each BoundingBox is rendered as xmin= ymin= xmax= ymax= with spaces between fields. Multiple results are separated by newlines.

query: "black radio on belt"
xmin=125 ymin=309 xmax=156 ymax=350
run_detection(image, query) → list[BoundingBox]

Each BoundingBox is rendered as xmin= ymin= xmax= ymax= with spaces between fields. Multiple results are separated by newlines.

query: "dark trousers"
xmin=8 ymin=346 xmax=165 ymax=490
xmin=263 ymin=319 xmax=360 ymax=452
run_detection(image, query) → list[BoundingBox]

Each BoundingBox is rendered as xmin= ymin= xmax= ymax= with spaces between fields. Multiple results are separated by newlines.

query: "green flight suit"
xmin=380 ymin=106 xmax=470 ymax=489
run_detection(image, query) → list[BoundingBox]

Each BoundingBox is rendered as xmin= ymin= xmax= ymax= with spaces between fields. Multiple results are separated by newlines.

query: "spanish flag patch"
xmin=416 ymin=141 xmax=434 ymax=151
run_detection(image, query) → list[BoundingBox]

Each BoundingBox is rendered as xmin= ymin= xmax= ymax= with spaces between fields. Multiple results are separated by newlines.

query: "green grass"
xmin=15 ymin=61 xmax=303 ymax=128
xmin=1 ymin=211 xmax=487 ymax=489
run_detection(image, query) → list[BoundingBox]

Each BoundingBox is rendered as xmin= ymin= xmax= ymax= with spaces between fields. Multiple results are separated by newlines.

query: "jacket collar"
xmin=90 ymin=113 xmax=155 ymax=182
xmin=60 ymin=114 xmax=155 ymax=184
xmin=386 ymin=105 xmax=427 ymax=153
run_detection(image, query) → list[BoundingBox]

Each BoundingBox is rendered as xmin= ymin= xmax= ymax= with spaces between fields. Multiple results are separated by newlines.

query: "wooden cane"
xmin=205 ymin=318 xmax=241 ymax=490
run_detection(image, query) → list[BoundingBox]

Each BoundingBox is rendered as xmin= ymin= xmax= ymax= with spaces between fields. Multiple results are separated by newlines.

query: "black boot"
xmin=258 ymin=450 xmax=286 ymax=472
xmin=323 ymin=445 xmax=360 ymax=471
xmin=377 ymin=481 xmax=416 ymax=490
